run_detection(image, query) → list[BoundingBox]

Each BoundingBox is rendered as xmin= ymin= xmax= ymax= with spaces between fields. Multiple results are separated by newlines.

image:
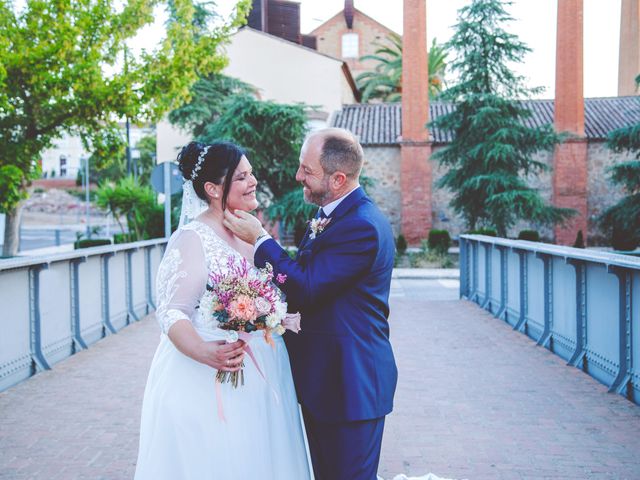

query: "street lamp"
xmin=131 ymin=147 xmax=141 ymax=181
xmin=82 ymin=156 xmax=90 ymax=238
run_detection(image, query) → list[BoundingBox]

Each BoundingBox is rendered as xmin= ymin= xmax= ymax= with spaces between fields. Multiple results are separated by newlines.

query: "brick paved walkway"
xmin=1 ymin=279 xmax=639 ymax=479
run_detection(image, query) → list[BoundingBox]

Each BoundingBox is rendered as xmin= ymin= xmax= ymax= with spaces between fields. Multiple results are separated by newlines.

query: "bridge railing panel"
xmin=460 ymin=235 xmax=640 ymax=405
xmin=0 ymin=239 xmax=167 ymax=392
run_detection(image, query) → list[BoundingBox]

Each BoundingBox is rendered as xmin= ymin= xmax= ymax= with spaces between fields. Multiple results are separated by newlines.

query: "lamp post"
xmin=131 ymin=147 xmax=141 ymax=181
xmin=82 ymin=156 xmax=90 ymax=238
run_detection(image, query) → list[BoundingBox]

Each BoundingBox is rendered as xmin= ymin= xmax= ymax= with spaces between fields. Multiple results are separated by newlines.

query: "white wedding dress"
xmin=135 ymin=221 xmax=311 ymax=480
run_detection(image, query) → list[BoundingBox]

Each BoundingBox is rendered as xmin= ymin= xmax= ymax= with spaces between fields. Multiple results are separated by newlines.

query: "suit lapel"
xmin=296 ymin=187 xmax=367 ymax=258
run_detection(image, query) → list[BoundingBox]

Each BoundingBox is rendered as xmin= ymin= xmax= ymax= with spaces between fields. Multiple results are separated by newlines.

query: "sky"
xmin=138 ymin=0 xmax=623 ymax=99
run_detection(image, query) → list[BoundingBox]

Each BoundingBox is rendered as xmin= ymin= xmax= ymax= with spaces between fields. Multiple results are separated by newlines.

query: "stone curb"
xmin=392 ymin=268 xmax=460 ymax=280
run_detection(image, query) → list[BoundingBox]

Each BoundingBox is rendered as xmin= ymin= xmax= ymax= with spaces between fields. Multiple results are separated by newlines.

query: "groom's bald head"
xmin=306 ymin=128 xmax=364 ymax=180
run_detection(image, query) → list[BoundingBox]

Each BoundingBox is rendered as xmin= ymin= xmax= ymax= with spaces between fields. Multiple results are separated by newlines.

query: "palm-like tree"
xmin=356 ymin=33 xmax=447 ymax=103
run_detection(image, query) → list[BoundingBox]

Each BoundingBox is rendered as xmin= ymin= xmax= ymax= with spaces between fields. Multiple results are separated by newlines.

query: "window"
xmin=342 ymin=33 xmax=359 ymax=58
xmin=59 ymin=155 xmax=67 ymax=177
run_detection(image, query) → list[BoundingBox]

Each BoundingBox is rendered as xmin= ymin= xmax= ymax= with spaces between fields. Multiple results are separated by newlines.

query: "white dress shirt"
xmin=254 ymin=184 xmax=361 ymax=251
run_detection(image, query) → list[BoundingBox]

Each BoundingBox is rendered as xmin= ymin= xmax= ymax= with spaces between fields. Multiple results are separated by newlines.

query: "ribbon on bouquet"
xmin=215 ymin=331 xmax=280 ymax=422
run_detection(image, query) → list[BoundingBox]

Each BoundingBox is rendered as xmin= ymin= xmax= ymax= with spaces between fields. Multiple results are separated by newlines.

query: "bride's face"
xmin=225 ymin=156 xmax=258 ymax=212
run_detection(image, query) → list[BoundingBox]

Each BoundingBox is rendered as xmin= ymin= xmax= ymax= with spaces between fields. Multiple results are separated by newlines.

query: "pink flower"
xmin=276 ymin=273 xmax=287 ymax=284
xmin=229 ymin=294 xmax=257 ymax=322
xmin=282 ymin=312 xmax=301 ymax=334
xmin=254 ymin=296 xmax=272 ymax=316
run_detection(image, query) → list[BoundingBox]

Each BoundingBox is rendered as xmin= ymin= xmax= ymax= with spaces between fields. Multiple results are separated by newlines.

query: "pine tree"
xmin=429 ymin=0 xmax=574 ymax=237
xmin=600 ymin=75 xmax=640 ymax=250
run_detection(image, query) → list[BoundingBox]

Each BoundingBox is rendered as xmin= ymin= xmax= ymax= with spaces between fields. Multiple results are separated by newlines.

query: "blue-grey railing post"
xmin=28 ymin=264 xmax=51 ymax=372
xmin=145 ymin=246 xmax=156 ymax=311
xmin=55 ymin=229 xmax=61 ymax=246
xmin=125 ymin=248 xmax=140 ymax=323
xmin=100 ymin=252 xmax=117 ymax=335
xmin=471 ymin=241 xmax=479 ymax=303
xmin=481 ymin=243 xmax=492 ymax=309
xmin=513 ymin=250 xmax=528 ymax=332
xmin=535 ymin=253 xmax=554 ymax=349
xmin=567 ymin=259 xmax=587 ymax=369
xmin=69 ymin=257 xmax=88 ymax=352
xmin=496 ymin=246 xmax=508 ymax=321
xmin=607 ymin=266 xmax=633 ymax=396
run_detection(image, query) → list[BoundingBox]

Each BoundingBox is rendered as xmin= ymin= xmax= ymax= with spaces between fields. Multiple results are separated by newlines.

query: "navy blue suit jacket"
xmin=255 ymin=187 xmax=397 ymax=423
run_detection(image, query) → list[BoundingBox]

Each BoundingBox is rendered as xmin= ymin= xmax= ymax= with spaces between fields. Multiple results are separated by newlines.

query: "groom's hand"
xmin=223 ymin=209 xmax=264 ymax=245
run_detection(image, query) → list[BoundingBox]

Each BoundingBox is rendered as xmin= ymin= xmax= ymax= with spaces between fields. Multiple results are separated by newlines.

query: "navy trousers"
xmin=302 ymin=408 xmax=385 ymax=480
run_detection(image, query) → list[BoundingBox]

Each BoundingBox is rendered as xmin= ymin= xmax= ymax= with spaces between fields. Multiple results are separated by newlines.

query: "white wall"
xmin=156 ymin=28 xmax=358 ymax=163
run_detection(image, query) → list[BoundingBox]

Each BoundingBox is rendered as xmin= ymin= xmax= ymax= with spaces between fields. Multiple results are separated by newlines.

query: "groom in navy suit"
xmin=224 ymin=128 xmax=397 ymax=480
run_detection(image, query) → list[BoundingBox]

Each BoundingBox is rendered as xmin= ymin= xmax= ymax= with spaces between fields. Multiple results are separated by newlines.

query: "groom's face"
xmin=296 ymin=136 xmax=331 ymax=206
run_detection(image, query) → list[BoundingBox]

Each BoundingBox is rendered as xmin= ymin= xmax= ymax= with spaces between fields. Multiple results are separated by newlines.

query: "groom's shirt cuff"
xmin=254 ymin=229 xmax=271 ymax=252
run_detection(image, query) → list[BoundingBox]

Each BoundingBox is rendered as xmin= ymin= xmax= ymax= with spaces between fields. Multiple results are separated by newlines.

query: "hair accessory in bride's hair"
xmin=190 ymin=145 xmax=210 ymax=180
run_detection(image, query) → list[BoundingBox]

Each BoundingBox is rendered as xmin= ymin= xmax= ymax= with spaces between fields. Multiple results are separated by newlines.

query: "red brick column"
xmin=401 ymin=0 xmax=432 ymax=245
xmin=554 ymin=0 xmax=588 ymax=245
xmin=618 ymin=0 xmax=640 ymax=96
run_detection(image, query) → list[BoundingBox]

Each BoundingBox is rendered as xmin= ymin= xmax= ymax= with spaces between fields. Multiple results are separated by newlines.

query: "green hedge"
xmin=428 ymin=229 xmax=451 ymax=255
xmin=74 ymin=238 xmax=112 ymax=249
xmin=396 ymin=234 xmax=407 ymax=255
xmin=517 ymin=230 xmax=540 ymax=242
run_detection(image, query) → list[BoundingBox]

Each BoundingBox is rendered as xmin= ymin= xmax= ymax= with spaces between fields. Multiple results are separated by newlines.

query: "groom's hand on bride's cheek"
xmin=223 ymin=209 xmax=263 ymax=244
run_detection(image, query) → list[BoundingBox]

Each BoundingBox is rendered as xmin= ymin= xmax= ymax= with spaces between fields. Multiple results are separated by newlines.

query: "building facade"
xmin=332 ymin=98 xmax=640 ymax=245
xmin=39 ymin=125 xmax=154 ymax=180
xmin=156 ymin=27 xmax=359 ymax=163
xmin=308 ymin=1 xmax=399 ymax=82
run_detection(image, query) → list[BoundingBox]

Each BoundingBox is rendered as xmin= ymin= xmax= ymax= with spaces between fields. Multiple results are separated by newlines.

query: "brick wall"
xmin=312 ymin=9 xmax=398 ymax=80
xmin=362 ymin=142 xmax=628 ymax=245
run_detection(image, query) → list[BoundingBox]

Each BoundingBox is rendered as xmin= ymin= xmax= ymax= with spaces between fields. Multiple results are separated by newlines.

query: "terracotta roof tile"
xmin=331 ymin=97 xmax=640 ymax=145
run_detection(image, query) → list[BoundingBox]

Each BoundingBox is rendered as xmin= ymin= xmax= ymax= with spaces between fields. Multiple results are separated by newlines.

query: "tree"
xmin=356 ymin=33 xmax=447 ymax=103
xmin=0 ymin=0 xmax=250 ymax=256
xmin=429 ymin=0 xmax=574 ymax=237
xmin=199 ymin=94 xmax=309 ymax=201
xmin=600 ymin=76 xmax=640 ymax=250
xmin=134 ymin=133 xmax=158 ymax=185
xmin=169 ymin=73 xmax=255 ymax=138
xmin=95 ymin=176 xmax=165 ymax=241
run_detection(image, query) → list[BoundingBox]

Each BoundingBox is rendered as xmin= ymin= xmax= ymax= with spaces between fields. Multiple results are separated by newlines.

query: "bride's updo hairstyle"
xmin=177 ymin=141 xmax=245 ymax=210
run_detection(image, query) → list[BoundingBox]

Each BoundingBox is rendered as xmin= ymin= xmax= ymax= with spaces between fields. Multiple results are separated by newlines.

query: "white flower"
xmin=199 ymin=291 xmax=215 ymax=323
xmin=274 ymin=301 xmax=287 ymax=320
xmin=274 ymin=324 xmax=286 ymax=336
xmin=309 ymin=217 xmax=331 ymax=240
xmin=254 ymin=296 xmax=272 ymax=316
xmin=265 ymin=313 xmax=279 ymax=328
xmin=225 ymin=330 xmax=239 ymax=343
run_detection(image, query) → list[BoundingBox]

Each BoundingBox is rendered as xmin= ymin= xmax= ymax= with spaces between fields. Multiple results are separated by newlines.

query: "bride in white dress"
xmin=134 ymin=141 xmax=311 ymax=480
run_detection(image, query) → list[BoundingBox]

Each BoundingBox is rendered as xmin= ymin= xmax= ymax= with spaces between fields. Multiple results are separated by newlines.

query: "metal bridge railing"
xmin=0 ymin=239 xmax=167 ymax=392
xmin=459 ymin=235 xmax=640 ymax=405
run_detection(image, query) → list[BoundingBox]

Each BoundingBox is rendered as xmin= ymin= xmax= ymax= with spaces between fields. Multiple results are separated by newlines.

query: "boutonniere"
xmin=308 ymin=217 xmax=331 ymax=240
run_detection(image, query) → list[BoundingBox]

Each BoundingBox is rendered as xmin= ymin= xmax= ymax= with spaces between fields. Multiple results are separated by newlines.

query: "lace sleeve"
xmin=155 ymin=229 xmax=207 ymax=334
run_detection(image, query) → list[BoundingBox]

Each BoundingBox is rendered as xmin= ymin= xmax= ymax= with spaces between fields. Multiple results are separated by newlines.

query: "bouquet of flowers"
xmin=200 ymin=257 xmax=289 ymax=387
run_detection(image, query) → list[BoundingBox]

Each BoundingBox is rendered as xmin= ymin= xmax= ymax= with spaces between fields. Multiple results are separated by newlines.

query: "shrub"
xmin=114 ymin=233 xmax=136 ymax=244
xmin=396 ymin=234 xmax=407 ymax=255
xmin=573 ymin=230 xmax=586 ymax=249
xmin=517 ymin=230 xmax=540 ymax=242
xmin=74 ymin=238 xmax=112 ymax=249
xmin=611 ymin=227 xmax=639 ymax=251
xmin=427 ymin=229 xmax=451 ymax=255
